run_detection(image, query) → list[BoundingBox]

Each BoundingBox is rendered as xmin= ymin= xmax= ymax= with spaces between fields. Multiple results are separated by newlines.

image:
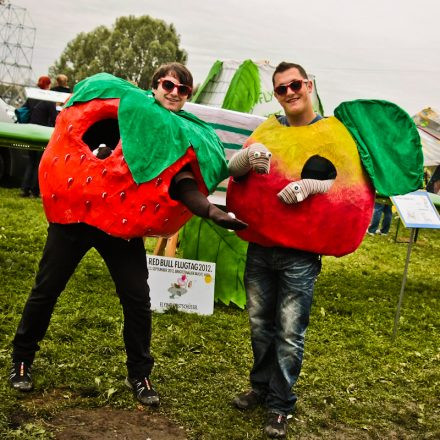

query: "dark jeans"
xmin=12 ymin=223 xmax=154 ymax=378
xmin=368 ymin=202 xmax=392 ymax=234
xmin=427 ymin=165 xmax=440 ymax=194
xmin=21 ymin=150 xmax=42 ymax=196
xmin=244 ymin=243 xmax=321 ymax=415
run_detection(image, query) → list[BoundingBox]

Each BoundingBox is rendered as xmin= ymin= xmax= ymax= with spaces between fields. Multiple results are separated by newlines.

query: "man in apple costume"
xmin=228 ymin=62 xmax=423 ymax=438
xmin=9 ymin=62 xmax=246 ymax=406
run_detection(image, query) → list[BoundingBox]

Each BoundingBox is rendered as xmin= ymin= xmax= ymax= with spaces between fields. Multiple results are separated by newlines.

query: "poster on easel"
xmin=147 ymin=255 xmax=216 ymax=315
xmin=391 ymin=191 xmax=440 ymax=229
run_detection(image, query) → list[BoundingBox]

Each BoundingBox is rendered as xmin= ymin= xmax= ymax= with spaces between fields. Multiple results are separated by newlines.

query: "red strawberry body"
xmin=40 ymin=98 xmax=207 ymax=239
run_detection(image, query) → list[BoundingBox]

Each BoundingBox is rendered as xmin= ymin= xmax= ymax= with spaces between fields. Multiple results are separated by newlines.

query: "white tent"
xmin=413 ymin=107 xmax=440 ymax=166
xmin=192 ymin=59 xmax=324 ymax=118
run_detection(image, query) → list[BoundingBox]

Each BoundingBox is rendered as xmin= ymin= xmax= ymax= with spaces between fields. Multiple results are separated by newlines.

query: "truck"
xmin=0 ymin=89 xmax=68 ymax=184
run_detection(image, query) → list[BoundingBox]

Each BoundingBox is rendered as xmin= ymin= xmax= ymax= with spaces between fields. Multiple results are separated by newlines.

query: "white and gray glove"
xmin=228 ymin=143 xmax=272 ymax=177
xmin=277 ymin=179 xmax=335 ymax=204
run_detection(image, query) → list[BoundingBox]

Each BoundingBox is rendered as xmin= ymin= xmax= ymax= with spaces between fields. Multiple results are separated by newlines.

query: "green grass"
xmin=1 ymin=186 xmax=439 ymax=439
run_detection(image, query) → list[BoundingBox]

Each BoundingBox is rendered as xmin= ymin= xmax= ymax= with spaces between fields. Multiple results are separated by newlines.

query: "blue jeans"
xmin=244 ymin=243 xmax=321 ymax=415
xmin=368 ymin=203 xmax=392 ymax=234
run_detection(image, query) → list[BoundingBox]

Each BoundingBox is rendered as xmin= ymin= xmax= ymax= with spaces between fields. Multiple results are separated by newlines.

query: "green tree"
xmin=50 ymin=15 xmax=187 ymax=89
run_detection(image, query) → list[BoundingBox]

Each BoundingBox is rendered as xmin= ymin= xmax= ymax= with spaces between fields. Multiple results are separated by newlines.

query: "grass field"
xmin=1 ymin=186 xmax=439 ymax=439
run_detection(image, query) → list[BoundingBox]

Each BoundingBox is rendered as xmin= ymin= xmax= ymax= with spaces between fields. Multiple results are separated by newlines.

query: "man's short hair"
xmin=272 ymin=62 xmax=308 ymax=85
xmin=56 ymin=74 xmax=68 ymax=86
xmin=151 ymin=62 xmax=193 ymax=90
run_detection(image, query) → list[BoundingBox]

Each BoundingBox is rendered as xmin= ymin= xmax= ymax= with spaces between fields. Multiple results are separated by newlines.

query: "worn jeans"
xmin=244 ymin=242 xmax=321 ymax=415
xmin=368 ymin=202 xmax=392 ymax=234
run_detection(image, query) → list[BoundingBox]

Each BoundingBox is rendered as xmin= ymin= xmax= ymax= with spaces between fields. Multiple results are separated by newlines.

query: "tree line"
xmin=49 ymin=15 xmax=187 ymax=90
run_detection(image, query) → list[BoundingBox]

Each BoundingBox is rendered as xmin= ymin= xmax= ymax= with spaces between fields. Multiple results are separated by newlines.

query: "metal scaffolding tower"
xmin=0 ymin=0 xmax=36 ymax=106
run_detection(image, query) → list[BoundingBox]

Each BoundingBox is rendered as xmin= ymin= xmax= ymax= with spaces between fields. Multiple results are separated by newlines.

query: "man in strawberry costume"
xmin=9 ymin=62 xmax=245 ymax=406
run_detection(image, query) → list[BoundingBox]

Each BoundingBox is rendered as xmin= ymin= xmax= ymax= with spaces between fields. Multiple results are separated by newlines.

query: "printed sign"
xmin=147 ymin=255 xmax=216 ymax=315
xmin=391 ymin=191 xmax=440 ymax=228
xmin=25 ymin=87 xmax=71 ymax=104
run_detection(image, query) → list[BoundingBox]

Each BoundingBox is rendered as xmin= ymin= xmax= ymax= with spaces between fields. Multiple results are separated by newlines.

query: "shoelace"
xmin=134 ymin=378 xmax=152 ymax=393
xmin=10 ymin=362 xmax=30 ymax=380
xmin=143 ymin=378 xmax=151 ymax=390
xmin=276 ymin=415 xmax=286 ymax=424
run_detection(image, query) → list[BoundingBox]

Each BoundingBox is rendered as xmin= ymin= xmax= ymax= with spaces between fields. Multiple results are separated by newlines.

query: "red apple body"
xmin=226 ymin=116 xmax=375 ymax=257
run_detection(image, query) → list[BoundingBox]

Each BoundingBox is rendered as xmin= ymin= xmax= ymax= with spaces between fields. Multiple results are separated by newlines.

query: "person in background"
xmin=426 ymin=165 xmax=440 ymax=195
xmin=20 ymin=76 xmax=57 ymax=198
xmin=51 ymin=74 xmax=71 ymax=93
xmin=367 ymin=201 xmax=393 ymax=235
xmin=51 ymin=74 xmax=71 ymax=112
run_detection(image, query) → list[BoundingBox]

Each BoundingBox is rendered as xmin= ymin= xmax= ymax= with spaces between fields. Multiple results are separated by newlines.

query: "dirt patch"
xmin=49 ymin=407 xmax=187 ymax=440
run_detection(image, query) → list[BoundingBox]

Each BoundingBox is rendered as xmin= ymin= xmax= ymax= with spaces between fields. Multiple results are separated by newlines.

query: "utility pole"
xmin=0 ymin=1 xmax=36 ymax=106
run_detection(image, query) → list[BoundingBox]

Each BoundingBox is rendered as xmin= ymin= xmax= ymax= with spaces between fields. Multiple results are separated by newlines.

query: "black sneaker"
xmin=264 ymin=412 xmax=288 ymax=438
xmin=125 ymin=376 xmax=159 ymax=406
xmin=232 ymin=389 xmax=264 ymax=410
xmin=9 ymin=361 xmax=33 ymax=392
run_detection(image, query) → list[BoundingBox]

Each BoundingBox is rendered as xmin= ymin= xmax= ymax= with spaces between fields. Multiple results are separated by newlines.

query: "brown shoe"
xmin=232 ymin=389 xmax=264 ymax=410
xmin=264 ymin=412 xmax=288 ymax=438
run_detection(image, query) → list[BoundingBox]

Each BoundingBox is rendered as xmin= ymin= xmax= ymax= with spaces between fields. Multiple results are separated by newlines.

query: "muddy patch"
xmin=49 ymin=408 xmax=187 ymax=440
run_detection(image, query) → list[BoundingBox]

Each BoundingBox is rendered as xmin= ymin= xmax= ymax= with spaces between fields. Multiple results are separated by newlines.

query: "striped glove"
xmin=277 ymin=179 xmax=335 ymax=204
xmin=228 ymin=143 xmax=272 ymax=177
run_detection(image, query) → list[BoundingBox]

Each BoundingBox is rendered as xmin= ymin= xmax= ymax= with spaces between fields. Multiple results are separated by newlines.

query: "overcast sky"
xmin=9 ymin=0 xmax=440 ymax=115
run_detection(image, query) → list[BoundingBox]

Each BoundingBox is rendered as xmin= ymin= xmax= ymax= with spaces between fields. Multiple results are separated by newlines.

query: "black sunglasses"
xmin=159 ymin=78 xmax=192 ymax=97
xmin=274 ymin=79 xmax=309 ymax=96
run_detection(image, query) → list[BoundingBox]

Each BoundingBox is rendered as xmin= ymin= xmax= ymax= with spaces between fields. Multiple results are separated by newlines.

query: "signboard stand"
xmin=153 ymin=233 xmax=179 ymax=257
xmin=392 ymin=227 xmax=416 ymax=340
xmin=390 ymin=191 xmax=440 ymax=340
xmin=394 ymin=220 xmax=419 ymax=243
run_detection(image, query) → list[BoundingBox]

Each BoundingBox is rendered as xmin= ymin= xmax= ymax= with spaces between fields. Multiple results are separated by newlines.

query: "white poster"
xmin=147 ymin=255 xmax=216 ymax=315
xmin=391 ymin=191 xmax=440 ymax=228
xmin=25 ymin=87 xmax=71 ymax=103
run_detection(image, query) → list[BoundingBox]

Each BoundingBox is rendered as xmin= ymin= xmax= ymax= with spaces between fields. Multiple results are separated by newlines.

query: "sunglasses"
xmin=274 ymin=79 xmax=309 ymax=96
xmin=159 ymin=78 xmax=192 ymax=97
